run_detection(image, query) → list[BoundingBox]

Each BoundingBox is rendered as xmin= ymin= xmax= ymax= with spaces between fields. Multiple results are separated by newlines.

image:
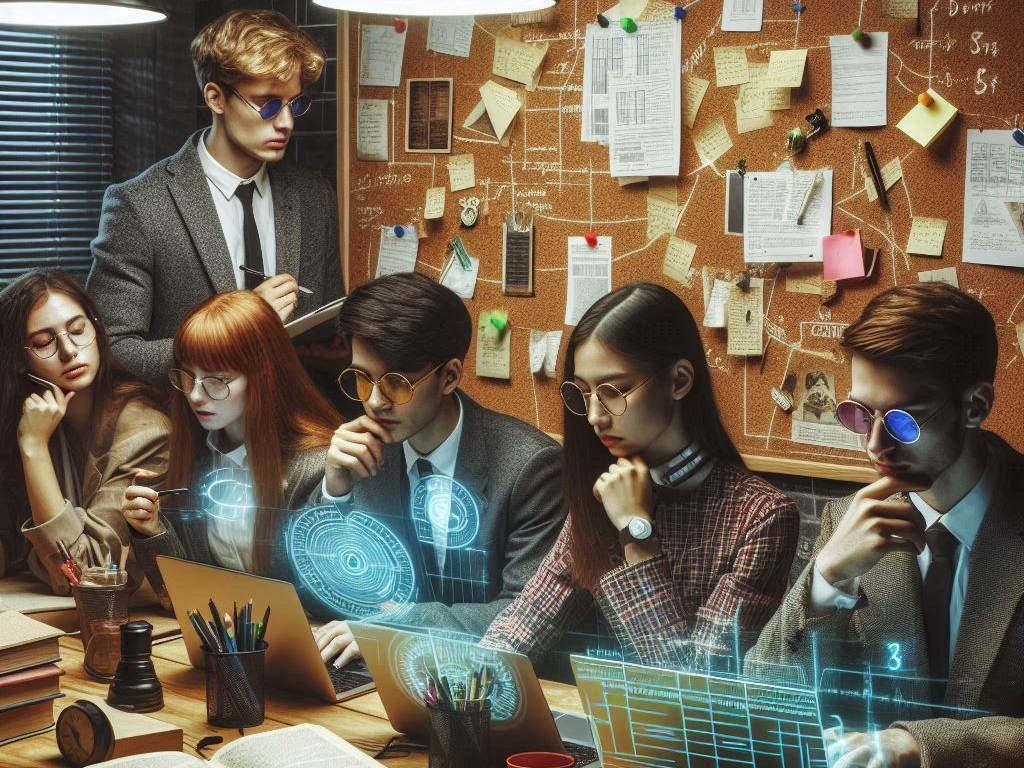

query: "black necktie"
xmin=922 ymin=521 xmax=959 ymax=690
xmin=415 ymin=458 xmax=435 ymax=479
xmin=234 ymin=182 xmax=264 ymax=289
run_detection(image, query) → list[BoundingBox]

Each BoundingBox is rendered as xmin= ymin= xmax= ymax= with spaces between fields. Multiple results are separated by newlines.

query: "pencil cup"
xmin=203 ymin=641 xmax=267 ymax=728
xmin=72 ymin=571 xmax=130 ymax=681
xmin=427 ymin=701 xmax=491 ymax=768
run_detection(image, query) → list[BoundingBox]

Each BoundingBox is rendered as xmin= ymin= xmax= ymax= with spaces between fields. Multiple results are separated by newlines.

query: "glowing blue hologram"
xmin=410 ymin=475 xmax=480 ymax=550
xmin=886 ymin=642 xmax=903 ymax=672
xmin=287 ymin=506 xmax=416 ymax=620
xmin=390 ymin=632 xmax=523 ymax=724
xmin=199 ymin=467 xmax=254 ymax=522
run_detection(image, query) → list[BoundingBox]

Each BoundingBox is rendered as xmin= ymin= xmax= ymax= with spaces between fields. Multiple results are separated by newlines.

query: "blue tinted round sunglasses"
xmin=229 ymin=86 xmax=313 ymax=120
xmin=835 ymin=398 xmax=948 ymax=444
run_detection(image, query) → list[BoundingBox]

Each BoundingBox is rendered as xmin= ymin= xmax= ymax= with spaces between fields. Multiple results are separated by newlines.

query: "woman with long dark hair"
xmin=121 ymin=291 xmax=339 ymax=591
xmin=482 ymin=282 xmax=798 ymax=667
xmin=0 ymin=270 xmax=168 ymax=594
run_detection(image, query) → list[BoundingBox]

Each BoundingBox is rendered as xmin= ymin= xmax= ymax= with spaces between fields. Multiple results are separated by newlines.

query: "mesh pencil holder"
xmin=428 ymin=701 xmax=491 ymax=768
xmin=72 ymin=577 xmax=130 ymax=680
xmin=203 ymin=641 xmax=267 ymax=729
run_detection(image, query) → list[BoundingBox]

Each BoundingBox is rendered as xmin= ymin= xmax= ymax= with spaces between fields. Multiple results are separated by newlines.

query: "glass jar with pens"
xmin=64 ymin=542 xmax=132 ymax=681
xmin=424 ymin=664 xmax=493 ymax=768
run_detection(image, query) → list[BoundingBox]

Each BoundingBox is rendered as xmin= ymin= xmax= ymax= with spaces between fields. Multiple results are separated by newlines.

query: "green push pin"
xmin=620 ymin=17 xmax=637 ymax=32
xmin=851 ymin=27 xmax=868 ymax=44
xmin=489 ymin=312 xmax=508 ymax=332
xmin=787 ymin=127 xmax=807 ymax=153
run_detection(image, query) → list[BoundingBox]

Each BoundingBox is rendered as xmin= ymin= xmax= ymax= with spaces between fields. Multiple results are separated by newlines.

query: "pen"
xmin=257 ymin=605 xmax=271 ymax=643
xmin=157 ymin=487 xmax=190 ymax=497
xmin=795 ymin=170 xmax=823 ymax=225
xmin=864 ymin=141 xmax=889 ymax=209
xmin=239 ymin=264 xmax=313 ymax=295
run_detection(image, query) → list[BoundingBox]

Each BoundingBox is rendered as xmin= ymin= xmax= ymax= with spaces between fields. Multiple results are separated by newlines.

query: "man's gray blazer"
xmin=302 ymin=391 xmax=568 ymax=637
xmin=87 ymin=131 xmax=342 ymax=384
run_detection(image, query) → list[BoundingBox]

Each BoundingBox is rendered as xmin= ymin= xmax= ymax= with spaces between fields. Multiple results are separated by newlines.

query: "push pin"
xmin=393 ymin=18 xmax=406 ymax=33
xmin=621 ymin=17 xmax=637 ymax=33
xmin=393 ymin=224 xmax=405 ymax=238
xmin=584 ymin=230 xmax=598 ymax=247
xmin=489 ymin=312 xmax=509 ymax=332
xmin=737 ymin=157 xmax=747 ymax=177
xmin=851 ymin=27 xmax=868 ymax=45
xmin=787 ymin=127 xmax=807 ymax=154
xmin=793 ymin=2 xmax=805 ymax=12
xmin=596 ymin=12 xmax=610 ymax=28
xmin=674 ymin=5 xmax=686 ymax=20
xmin=805 ymin=108 xmax=828 ymax=139
xmin=917 ymin=91 xmax=934 ymax=107
xmin=1013 ymin=128 xmax=1024 ymax=146
xmin=736 ymin=271 xmax=751 ymax=292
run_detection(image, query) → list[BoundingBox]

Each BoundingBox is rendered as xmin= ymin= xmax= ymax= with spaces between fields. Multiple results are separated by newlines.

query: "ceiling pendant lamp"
xmin=0 ymin=0 xmax=166 ymax=27
xmin=312 ymin=0 xmax=557 ymax=16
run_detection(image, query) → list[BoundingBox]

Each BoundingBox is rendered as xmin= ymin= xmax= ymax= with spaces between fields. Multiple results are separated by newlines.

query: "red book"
xmin=0 ymin=663 xmax=64 ymax=709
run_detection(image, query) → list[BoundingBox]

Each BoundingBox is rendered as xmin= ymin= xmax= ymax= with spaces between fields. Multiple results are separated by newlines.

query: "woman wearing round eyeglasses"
xmin=482 ymin=282 xmax=798 ymax=668
xmin=0 ymin=270 xmax=169 ymax=595
xmin=120 ymin=291 xmax=339 ymax=593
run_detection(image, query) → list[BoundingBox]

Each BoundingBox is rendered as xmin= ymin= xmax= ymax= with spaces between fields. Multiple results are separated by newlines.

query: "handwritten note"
xmin=735 ymin=96 xmax=773 ymax=134
xmin=703 ymin=278 xmax=732 ymax=328
xmin=829 ymin=32 xmax=888 ymax=127
xmin=493 ymin=35 xmax=548 ymax=91
xmin=647 ymin=194 xmax=682 ymax=241
xmin=727 ymin=279 xmax=764 ymax=356
xmin=714 ymin=46 xmax=749 ymax=87
xmin=765 ymin=48 xmax=808 ymax=88
xmin=907 ymin=216 xmax=948 ymax=257
xmin=785 ymin=264 xmax=823 ymax=295
xmin=476 ymin=312 xmax=510 ymax=379
xmin=375 ymin=225 xmax=418 ymax=278
xmin=480 ymin=80 xmax=522 ymax=141
xmin=882 ymin=0 xmax=918 ymax=18
xmin=897 ymin=88 xmax=958 ymax=148
xmin=822 ymin=230 xmax=866 ymax=281
xmin=918 ymin=266 xmax=958 ymax=287
xmin=356 ymin=99 xmax=388 ymax=161
xmin=359 ymin=24 xmax=406 ymax=87
xmin=424 ymin=187 xmax=446 ymax=220
xmin=684 ymin=76 xmax=710 ymax=129
xmin=881 ymin=156 xmax=903 ymax=190
xmin=529 ymin=330 xmax=562 ymax=377
xmin=447 ymin=154 xmax=476 ymax=192
xmin=740 ymin=62 xmax=790 ymax=112
xmin=663 ymin=236 xmax=696 ymax=286
xmin=427 ymin=16 xmax=474 ymax=57
xmin=694 ymin=116 xmax=733 ymax=165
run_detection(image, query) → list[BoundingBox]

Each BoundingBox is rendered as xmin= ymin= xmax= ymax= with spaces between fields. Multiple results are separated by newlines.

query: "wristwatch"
xmin=618 ymin=516 xmax=655 ymax=546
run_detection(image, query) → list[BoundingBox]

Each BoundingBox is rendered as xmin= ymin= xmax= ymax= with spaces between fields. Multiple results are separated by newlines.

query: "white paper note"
xmin=427 ymin=16 xmax=474 ymax=57
xmin=744 ymin=169 xmax=834 ymax=262
xmin=493 ymin=35 xmax=548 ymax=90
xmin=565 ymin=236 xmax=612 ymax=326
xmin=479 ymin=80 xmax=523 ymax=142
xmin=702 ymin=278 xmax=731 ymax=328
xmin=448 ymin=154 xmax=476 ymax=192
xmin=684 ymin=76 xmax=710 ymax=129
xmin=356 ymin=99 xmax=388 ymax=161
xmin=607 ymin=51 xmax=681 ymax=177
xmin=663 ymin=236 xmax=696 ymax=285
xmin=359 ymin=24 xmax=407 ymax=87
xmin=829 ymin=32 xmax=888 ymax=127
xmin=375 ymin=225 xmax=418 ymax=277
xmin=962 ymin=130 xmax=1024 ymax=267
xmin=529 ymin=330 xmax=563 ymax=377
xmin=722 ymin=0 xmax=764 ymax=32
xmin=440 ymin=255 xmax=480 ymax=298
xmin=424 ymin=187 xmax=446 ymax=220
xmin=907 ymin=216 xmax=948 ymax=256
xmin=918 ymin=266 xmax=959 ymax=287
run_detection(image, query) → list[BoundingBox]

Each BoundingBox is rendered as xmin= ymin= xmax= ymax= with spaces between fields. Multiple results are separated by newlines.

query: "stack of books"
xmin=0 ymin=610 xmax=65 ymax=746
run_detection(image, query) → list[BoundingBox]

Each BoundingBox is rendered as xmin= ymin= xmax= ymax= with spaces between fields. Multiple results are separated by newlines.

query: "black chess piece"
xmin=106 ymin=621 xmax=164 ymax=713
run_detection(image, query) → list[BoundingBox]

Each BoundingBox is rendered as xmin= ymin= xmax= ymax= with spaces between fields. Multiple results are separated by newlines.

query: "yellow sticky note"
xmin=424 ymin=187 xmax=445 ymax=220
xmin=647 ymin=195 xmax=682 ymax=241
xmin=684 ymin=76 xmax=710 ymax=129
xmin=663 ymin=236 xmax=696 ymax=286
xmin=727 ymin=279 xmax=764 ymax=357
xmin=476 ymin=311 xmax=510 ymax=379
xmin=882 ymin=0 xmax=918 ymax=18
xmin=694 ymin=116 xmax=733 ymax=165
xmin=714 ymin=46 xmax=750 ymax=88
xmin=907 ymin=216 xmax=948 ymax=257
xmin=735 ymin=97 xmax=774 ymax=134
xmin=897 ymin=88 xmax=958 ymax=148
xmin=880 ymin=157 xmax=903 ymax=191
xmin=448 ymin=154 xmax=476 ymax=192
xmin=765 ymin=48 xmax=808 ymax=88
xmin=785 ymin=264 xmax=823 ymax=295
xmin=479 ymin=80 xmax=523 ymax=142
xmin=493 ymin=35 xmax=548 ymax=91
xmin=740 ymin=62 xmax=790 ymax=112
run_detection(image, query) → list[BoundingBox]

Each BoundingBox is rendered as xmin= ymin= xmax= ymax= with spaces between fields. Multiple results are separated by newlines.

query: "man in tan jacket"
xmin=747 ymin=283 xmax=1024 ymax=768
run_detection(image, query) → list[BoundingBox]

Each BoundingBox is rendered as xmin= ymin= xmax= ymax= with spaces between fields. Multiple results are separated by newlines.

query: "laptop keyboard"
xmin=563 ymin=740 xmax=600 ymax=767
xmin=326 ymin=658 xmax=373 ymax=695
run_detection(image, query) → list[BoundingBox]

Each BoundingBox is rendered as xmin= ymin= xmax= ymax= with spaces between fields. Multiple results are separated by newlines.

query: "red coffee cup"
xmin=506 ymin=752 xmax=575 ymax=768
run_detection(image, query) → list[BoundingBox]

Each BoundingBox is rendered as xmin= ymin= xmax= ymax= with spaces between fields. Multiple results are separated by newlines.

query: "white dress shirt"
xmin=322 ymin=394 xmax=465 ymax=571
xmin=811 ymin=454 xmax=999 ymax=667
xmin=197 ymin=130 xmax=276 ymax=287
xmin=203 ymin=431 xmax=256 ymax=573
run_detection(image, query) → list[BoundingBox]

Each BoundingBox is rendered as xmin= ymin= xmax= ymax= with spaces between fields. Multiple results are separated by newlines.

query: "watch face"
xmin=57 ymin=702 xmax=110 ymax=767
xmin=628 ymin=517 xmax=652 ymax=540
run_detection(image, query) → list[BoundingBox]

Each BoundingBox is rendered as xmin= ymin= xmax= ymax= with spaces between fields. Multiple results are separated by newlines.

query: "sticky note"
xmin=896 ymin=88 xmax=958 ymax=148
xmin=714 ymin=46 xmax=750 ymax=87
xmin=740 ymin=62 xmax=791 ymax=112
xmin=647 ymin=195 xmax=682 ymax=241
xmin=479 ymin=80 xmax=523 ymax=142
xmin=882 ymin=0 xmax=918 ymax=18
xmin=694 ymin=116 xmax=733 ymax=165
xmin=424 ymin=187 xmax=446 ymax=219
xmin=476 ymin=311 xmax=510 ymax=379
xmin=663 ymin=236 xmax=697 ymax=285
xmin=703 ymin=278 xmax=731 ymax=328
xmin=735 ymin=97 xmax=774 ymax=134
xmin=765 ymin=48 xmax=808 ymax=88
xmin=822 ymin=230 xmax=865 ymax=281
xmin=493 ymin=35 xmax=548 ymax=91
xmin=448 ymin=154 xmax=476 ymax=192
xmin=785 ymin=264 xmax=823 ymax=295
xmin=918 ymin=266 xmax=958 ymax=288
xmin=727 ymin=279 xmax=764 ymax=356
xmin=880 ymin=157 xmax=903 ymax=191
xmin=864 ymin=172 xmax=879 ymax=202
xmin=684 ymin=76 xmax=710 ymax=129
xmin=907 ymin=216 xmax=948 ymax=257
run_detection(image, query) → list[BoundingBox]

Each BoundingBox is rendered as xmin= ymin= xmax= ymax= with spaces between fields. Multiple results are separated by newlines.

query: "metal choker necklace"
xmin=660 ymin=441 xmax=711 ymax=488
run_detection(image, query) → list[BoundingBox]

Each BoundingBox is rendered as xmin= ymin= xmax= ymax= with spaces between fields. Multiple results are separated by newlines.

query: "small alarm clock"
xmin=56 ymin=700 xmax=113 ymax=767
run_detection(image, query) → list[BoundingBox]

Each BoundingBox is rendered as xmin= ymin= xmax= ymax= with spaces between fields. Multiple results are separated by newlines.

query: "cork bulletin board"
xmin=337 ymin=1 xmax=1024 ymax=482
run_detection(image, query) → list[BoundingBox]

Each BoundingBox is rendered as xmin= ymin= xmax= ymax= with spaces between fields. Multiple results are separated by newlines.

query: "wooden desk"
xmin=1 ymin=614 xmax=585 ymax=767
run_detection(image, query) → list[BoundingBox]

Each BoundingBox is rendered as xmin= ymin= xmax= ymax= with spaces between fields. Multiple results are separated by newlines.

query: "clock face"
xmin=57 ymin=702 xmax=110 ymax=766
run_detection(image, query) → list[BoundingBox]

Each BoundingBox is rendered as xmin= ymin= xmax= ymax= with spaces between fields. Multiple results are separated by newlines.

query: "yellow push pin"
xmin=917 ymin=91 xmax=934 ymax=107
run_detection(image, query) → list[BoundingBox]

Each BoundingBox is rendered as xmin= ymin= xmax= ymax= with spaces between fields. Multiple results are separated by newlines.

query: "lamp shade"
xmin=312 ymin=0 xmax=557 ymax=16
xmin=0 ymin=0 xmax=166 ymax=26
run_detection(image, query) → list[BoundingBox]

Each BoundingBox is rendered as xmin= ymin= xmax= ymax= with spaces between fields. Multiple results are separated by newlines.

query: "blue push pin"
xmin=793 ymin=2 xmax=805 ymax=11
xmin=674 ymin=5 xmax=686 ymax=20
xmin=1013 ymin=128 xmax=1024 ymax=146
xmin=393 ymin=224 xmax=405 ymax=238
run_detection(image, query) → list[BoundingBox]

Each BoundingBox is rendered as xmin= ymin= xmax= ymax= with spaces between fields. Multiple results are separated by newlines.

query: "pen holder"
xmin=72 ymin=575 xmax=130 ymax=681
xmin=427 ymin=701 xmax=491 ymax=768
xmin=203 ymin=641 xmax=267 ymax=729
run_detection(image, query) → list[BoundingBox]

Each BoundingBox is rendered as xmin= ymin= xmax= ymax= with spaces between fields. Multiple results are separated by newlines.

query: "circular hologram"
xmin=287 ymin=506 xmax=416 ymax=619
xmin=410 ymin=476 xmax=480 ymax=550
xmin=200 ymin=467 xmax=254 ymax=522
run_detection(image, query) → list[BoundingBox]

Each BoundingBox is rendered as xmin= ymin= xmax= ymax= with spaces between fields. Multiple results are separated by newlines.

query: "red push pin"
xmin=394 ymin=18 xmax=407 ymax=33
xmin=584 ymin=230 xmax=598 ymax=247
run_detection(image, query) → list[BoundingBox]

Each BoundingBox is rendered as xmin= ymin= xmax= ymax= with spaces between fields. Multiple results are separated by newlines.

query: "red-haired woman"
xmin=121 ymin=291 xmax=339 ymax=594
xmin=0 ymin=270 xmax=168 ymax=594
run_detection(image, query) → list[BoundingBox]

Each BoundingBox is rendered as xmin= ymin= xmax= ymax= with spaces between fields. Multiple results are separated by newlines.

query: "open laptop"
xmin=156 ymin=556 xmax=374 ymax=703
xmin=571 ymin=654 xmax=836 ymax=768
xmin=349 ymin=621 xmax=599 ymax=766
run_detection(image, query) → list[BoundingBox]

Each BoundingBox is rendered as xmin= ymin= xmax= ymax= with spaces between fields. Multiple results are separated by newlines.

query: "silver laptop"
xmin=349 ymin=621 xmax=598 ymax=765
xmin=156 ymin=556 xmax=374 ymax=703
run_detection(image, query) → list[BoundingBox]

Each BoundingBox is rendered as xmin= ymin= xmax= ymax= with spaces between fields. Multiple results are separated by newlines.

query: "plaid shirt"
xmin=481 ymin=462 xmax=798 ymax=669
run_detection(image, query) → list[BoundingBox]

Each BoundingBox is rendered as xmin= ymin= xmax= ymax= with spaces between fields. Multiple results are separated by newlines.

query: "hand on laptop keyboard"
xmin=313 ymin=619 xmax=362 ymax=668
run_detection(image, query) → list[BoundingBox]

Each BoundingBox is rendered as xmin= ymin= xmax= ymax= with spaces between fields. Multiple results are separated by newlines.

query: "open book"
xmin=92 ymin=724 xmax=383 ymax=768
xmin=285 ymin=296 xmax=346 ymax=345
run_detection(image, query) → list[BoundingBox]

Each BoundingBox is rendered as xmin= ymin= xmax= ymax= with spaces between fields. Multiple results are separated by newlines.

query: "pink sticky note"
xmin=822 ymin=230 xmax=865 ymax=281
